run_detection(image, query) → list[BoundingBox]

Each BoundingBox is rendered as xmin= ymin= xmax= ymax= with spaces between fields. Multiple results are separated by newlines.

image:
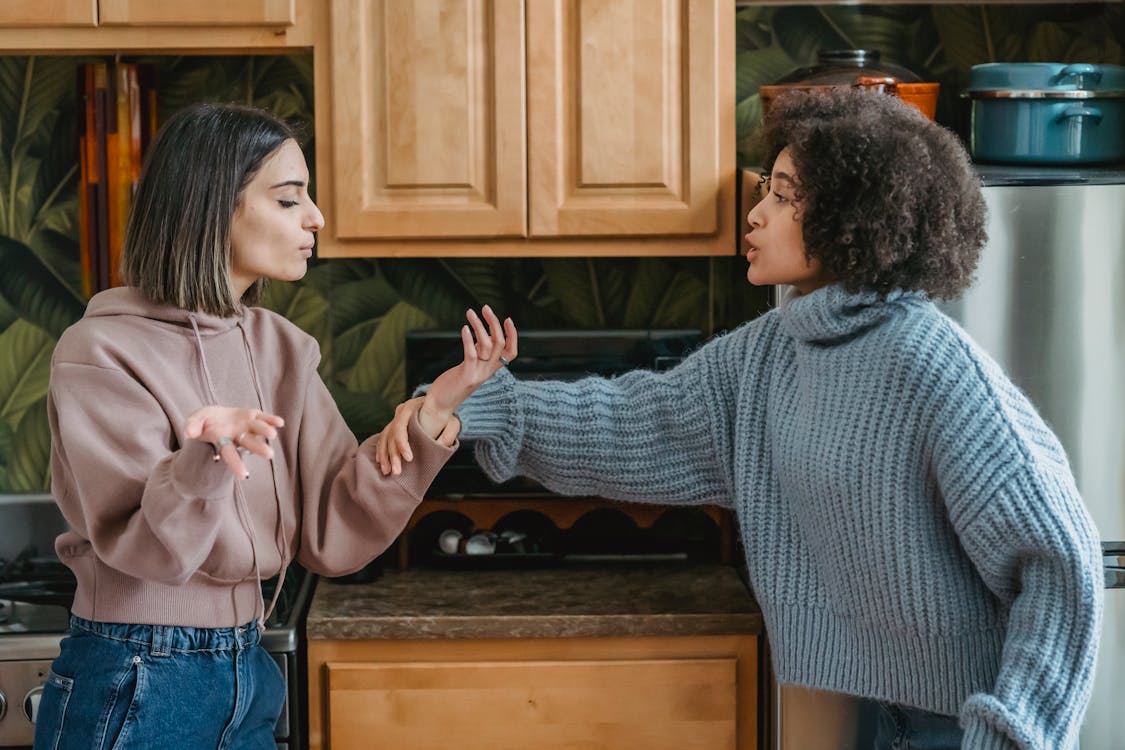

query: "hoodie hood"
xmin=84 ymin=287 xmax=245 ymax=336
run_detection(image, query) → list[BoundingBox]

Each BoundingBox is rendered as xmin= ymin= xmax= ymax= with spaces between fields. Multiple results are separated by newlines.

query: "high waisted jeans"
xmin=861 ymin=698 xmax=964 ymax=750
xmin=32 ymin=615 xmax=284 ymax=750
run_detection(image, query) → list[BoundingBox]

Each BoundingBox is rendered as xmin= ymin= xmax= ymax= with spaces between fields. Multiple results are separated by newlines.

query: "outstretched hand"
xmin=184 ymin=406 xmax=285 ymax=480
xmin=376 ymin=305 xmax=517 ymax=476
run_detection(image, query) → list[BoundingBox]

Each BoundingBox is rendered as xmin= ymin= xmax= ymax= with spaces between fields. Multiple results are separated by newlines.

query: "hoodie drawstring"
xmin=238 ymin=321 xmax=291 ymax=629
xmin=189 ymin=313 xmax=274 ymax=632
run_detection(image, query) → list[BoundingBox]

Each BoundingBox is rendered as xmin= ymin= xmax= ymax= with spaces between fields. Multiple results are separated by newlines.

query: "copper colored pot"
xmin=759 ymin=50 xmax=940 ymax=121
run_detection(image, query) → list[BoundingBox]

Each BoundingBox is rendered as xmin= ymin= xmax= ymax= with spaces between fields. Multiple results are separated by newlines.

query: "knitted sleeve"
xmin=933 ymin=350 xmax=1103 ymax=749
xmin=955 ymin=471 xmax=1102 ymax=750
xmin=455 ymin=329 xmax=748 ymax=508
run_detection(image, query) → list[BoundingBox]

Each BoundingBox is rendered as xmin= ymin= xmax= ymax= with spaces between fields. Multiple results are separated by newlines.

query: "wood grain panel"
xmin=0 ymin=0 xmax=96 ymax=26
xmin=330 ymin=0 xmax=526 ymax=239
xmin=327 ymin=658 xmax=737 ymax=750
xmin=98 ymin=0 xmax=294 ymax=26
xmin=528 ymin=0 xmax=730 ymax=238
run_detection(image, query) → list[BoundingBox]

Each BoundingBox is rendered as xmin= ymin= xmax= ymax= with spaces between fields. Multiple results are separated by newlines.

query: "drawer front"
xmin=327 ymin=657 xmax=737 ymax=749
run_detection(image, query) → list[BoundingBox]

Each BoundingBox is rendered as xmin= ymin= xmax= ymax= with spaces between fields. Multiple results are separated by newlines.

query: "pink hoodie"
xmin=48 ymin=287 xmax=453 ymax=628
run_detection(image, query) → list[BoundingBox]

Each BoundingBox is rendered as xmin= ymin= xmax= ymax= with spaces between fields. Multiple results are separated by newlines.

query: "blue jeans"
xmin=33 ymin=615 xmax=285 ymax=750
xmin=860 ymin=698 xmax=964 ymax=750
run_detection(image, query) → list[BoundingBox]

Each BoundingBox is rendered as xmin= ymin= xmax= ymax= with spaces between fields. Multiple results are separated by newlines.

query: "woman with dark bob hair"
xmin=38 ymin=102 xmax=514 ymax=749
xmin=380 ymin=87 xmax=1103 ymax=750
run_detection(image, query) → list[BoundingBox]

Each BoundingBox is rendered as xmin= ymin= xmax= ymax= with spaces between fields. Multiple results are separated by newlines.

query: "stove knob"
xmin=23 ymin=687 xmax=42 ymax=724
xmin=0 ymin=689 xmax=7 ymax=721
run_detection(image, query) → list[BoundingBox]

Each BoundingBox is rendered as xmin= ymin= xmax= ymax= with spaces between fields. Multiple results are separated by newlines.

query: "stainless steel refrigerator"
xmin=939 ymin=167 xmax=1125 ymax=749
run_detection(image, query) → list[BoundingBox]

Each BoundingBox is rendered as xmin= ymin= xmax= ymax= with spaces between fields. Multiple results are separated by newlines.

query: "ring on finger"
xmin=236 ymin=431 xmax=249 ymax=445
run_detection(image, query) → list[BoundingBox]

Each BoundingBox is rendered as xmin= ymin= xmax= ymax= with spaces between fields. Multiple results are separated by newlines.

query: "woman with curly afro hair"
xmin=750 ymin=86 xmax=986 ymax=299
xmin=380 ymin=87 xmax=1103 ymax=750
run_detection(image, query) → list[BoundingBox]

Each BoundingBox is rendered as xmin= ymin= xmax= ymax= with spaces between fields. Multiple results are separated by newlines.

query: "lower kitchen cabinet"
xmin=308 ymin=634 xmax=759 ymax=750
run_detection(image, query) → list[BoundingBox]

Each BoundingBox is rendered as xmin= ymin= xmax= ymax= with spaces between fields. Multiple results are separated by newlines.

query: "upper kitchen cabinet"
xmin=2 ymin=0 xmax=96 ymax=27
xmin=0 ymin=0 xmax=315 ymax=51
xmin=98 ymin=0 xmax=295 ymax=27
xmin=321 ymin=0 xmax=736 ymax=257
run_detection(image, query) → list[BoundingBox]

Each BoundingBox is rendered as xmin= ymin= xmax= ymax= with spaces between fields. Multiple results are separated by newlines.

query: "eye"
xmin=278 ymin=200 xmax=298 ymax=208
xmin=772 ymin=190 xmax=790 ymax=205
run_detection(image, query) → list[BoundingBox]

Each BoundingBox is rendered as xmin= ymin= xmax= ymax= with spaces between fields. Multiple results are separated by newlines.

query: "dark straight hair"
xmin=122 ymin=102 xmax=299 ymax=316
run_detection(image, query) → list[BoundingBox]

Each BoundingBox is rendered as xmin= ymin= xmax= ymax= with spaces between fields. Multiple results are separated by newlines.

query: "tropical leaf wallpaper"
xmin=0 ymin=3 xmax=1121 ymax=492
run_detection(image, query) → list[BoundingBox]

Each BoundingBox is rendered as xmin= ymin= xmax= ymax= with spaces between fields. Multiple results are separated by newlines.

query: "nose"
xmin=746 ymin=200 xmax=764 ymax=230
xmin=305 ymin=199 xmax=326 ymax=232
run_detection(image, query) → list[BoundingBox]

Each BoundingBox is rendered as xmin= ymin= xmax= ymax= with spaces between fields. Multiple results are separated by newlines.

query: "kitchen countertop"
xmin=306 ymin=563 xmax=762 ymax=640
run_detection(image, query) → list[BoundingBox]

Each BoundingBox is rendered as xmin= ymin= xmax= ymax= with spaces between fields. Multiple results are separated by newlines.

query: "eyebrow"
xmin=772 ymin=171 xmax=796 ymax=185
xmin=269 ymin=180 xmax=306 ymax=189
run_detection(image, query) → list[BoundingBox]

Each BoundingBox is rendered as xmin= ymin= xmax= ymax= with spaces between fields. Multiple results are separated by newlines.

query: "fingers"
xmin=481 ymin=305 xmax=506 ymax=355
xmin=459 ymin=323 xmax=477 ymax=365
xmin=437 ymin=415 xmax=461 ymax=447
xmin=186 ymin=406 xmax=286 ymax=479
xmin=502 ymin=317 xmax=518 ymax=361
xmin=466 ymin=305 xmax=514 ymax=367
xmin=465 ymin=308 xmax=492 ymax=361
xmin=219 ymin=440 xmax=249 ymax=480
xmin=375 ymin=429 xmax=390 ymax=476
xmin=378 ymin=398 xmax=423 ymax=476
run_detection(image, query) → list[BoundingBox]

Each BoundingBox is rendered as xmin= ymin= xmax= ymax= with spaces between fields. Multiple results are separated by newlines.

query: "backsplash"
xmin=0 ymin=3 xmax=1120 ymax=493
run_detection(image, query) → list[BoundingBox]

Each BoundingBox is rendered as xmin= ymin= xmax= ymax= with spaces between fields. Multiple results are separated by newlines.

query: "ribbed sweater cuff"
xmin=457 ymin=368 xmax=518 ymax=438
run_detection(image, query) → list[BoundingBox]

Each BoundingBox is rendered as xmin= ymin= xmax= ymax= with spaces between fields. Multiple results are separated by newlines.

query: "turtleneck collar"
xmin=778 ymin=284 xmax=927 ymax=344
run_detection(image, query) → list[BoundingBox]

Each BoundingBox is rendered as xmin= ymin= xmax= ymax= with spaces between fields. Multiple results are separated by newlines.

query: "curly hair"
xmin=754 ymin=87 xmax=986 ymax=299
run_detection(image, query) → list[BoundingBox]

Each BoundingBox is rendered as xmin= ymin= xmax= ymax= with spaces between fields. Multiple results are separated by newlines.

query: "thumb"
xmin=184 ymin=417 xmax=205 ymax=440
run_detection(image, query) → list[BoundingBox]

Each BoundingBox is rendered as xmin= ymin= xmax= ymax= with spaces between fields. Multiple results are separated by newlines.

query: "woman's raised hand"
xmin=184 ymin=406 xmax=285 ymax=480
xmin=376 ymin=306 xmax=517 ymax=476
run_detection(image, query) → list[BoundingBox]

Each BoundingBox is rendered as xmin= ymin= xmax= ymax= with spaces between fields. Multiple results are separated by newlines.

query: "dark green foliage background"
xmin=0 ymin=3 xmax=1120 ymax=491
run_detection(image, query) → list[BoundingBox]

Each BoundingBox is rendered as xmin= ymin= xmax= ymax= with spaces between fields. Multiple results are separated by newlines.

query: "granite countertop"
xmin=306 ymin=563 xmax=762 ymax=640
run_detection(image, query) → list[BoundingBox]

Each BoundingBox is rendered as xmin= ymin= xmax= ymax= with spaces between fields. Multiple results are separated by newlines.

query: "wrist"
xmin=418 ymin=398 xmax=454 ymax=439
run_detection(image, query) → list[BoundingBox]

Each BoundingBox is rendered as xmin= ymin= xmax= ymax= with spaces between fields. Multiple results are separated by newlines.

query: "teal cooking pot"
xmin=968 ymin=63 xmax=1125 ymax=164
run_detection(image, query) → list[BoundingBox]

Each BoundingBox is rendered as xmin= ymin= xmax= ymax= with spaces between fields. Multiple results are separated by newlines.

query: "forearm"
xmin=298 ymin=410 xmax=456 ymax=575
xmin=458 ymin=367 xmax=733 ymax=507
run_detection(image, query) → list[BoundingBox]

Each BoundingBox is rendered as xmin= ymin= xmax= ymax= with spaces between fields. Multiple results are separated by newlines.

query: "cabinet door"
xmin=330 ymin=0 xmax=526 ymax=239
xmin=2 ymin=0 xmax=96 ymax=26
xmin=98 ymin=0 xmax=294 ymax=26
xmin=327 ymin=658 xmax=737 ymax=749
xmin=527 ymin=0 xmax=726 ymax=237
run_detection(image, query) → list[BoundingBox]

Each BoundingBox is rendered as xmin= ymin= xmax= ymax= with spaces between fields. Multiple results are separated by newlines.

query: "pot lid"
xmin=969 ymin=63 xmax=1125 ymax=92
xmin=774 ymin=49 xmax=923 ymax=85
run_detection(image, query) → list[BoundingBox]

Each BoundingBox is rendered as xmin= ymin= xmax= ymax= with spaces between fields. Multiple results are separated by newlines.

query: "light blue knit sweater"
xmin=455 ymin=284 xmax=1103 ymax=750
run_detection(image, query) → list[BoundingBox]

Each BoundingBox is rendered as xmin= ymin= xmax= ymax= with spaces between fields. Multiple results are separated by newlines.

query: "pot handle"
xmin=1051 ymin=63 xmax=1102 ymax=89
xmin=1055 ymin=105 xmax=1103 ymax=125
xmin=853 ymin=75 xmax=897 ymax=94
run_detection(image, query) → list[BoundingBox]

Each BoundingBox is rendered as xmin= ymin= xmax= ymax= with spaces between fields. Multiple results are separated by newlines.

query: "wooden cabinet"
xmin=309 ymin=635 xmax=759 ymax=750
xmin=0 ymin=0 xmax=735 ymax=257
xmin=98 ymin=0 xmax=295 ymax=27
xmin=0 ymin=0 xmax=292 ymax=28
xmin=2 ymin=0 xmax=96 ymax=27
xmin=321 ymin=0 xmax=735 ymax=257
xmin=0 ymin=0 xmax=315 ymax=50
